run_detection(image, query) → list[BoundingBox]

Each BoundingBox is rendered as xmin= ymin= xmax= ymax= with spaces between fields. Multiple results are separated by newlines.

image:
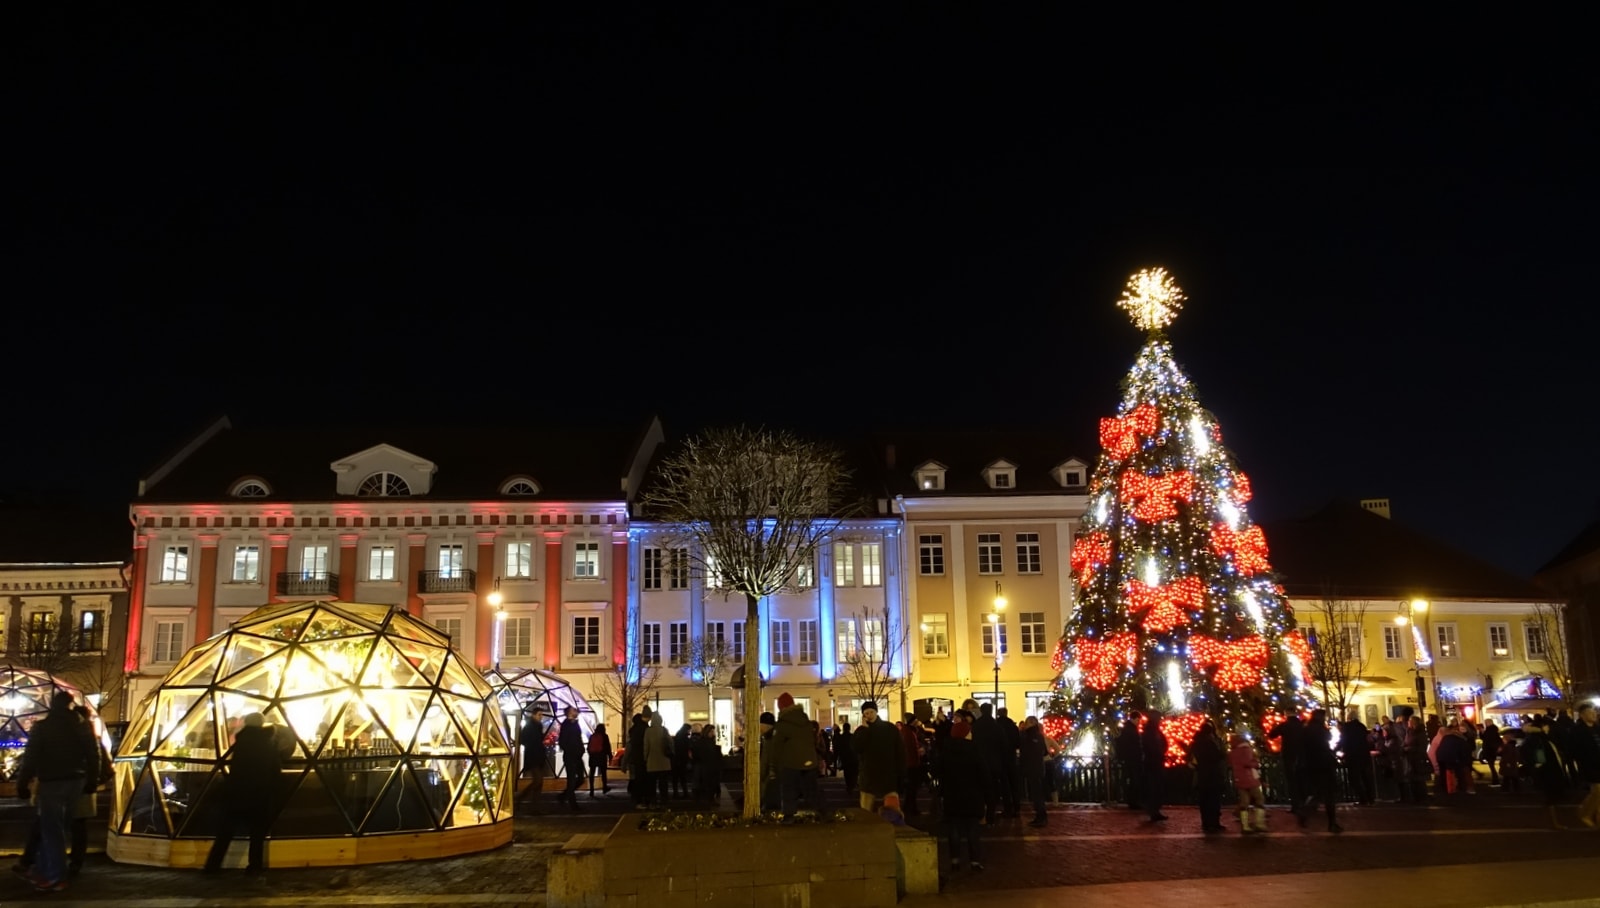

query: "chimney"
xmin=885 ymin=444 xmax=896 ymax=469
xmin=1360 ymin=498 xmax=1391 ymax=519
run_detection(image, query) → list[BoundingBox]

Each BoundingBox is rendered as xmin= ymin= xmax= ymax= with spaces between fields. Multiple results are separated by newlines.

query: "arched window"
xmin=230 ymin=478 xmax=272 ymax=498
xmin=357 ymin=472 xmax=411 ymax=497
xmin=500 ymin=476 xmax=541 ymax=496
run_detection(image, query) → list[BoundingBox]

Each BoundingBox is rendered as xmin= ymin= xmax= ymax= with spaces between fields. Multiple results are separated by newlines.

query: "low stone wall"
xmin=549 ymin=808 xmax=922 ymax=908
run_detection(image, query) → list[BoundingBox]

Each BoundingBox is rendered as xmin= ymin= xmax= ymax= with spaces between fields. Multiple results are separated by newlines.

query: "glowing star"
xmin=1117 ymin=267 xmax=1187 ymax=333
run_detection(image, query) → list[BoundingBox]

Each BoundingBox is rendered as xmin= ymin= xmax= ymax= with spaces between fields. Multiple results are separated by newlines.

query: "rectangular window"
xmin=1435 ymin=624 xmax=1459 ymax=660
xmin=731 ymin=620 xmax=745 ymax=662
xmin=161 ymin=545 xmax=190 ymax=583
xmin=572 ymin=615 xmax=600 ymax=656
xmin=232 ymin=545 xmax=260 ymax=583
xmin=837 ymin=619 xmax=858 ymax=661
xmin=153 ymin=620 xmax=185 ymax=663
xmin=862 ymin=617 xmax=885 ymax=661
xmin=798 ymin=619 xmax=818 ymax=664
xmin=641 ymin=622 xmax=662 ymax=665
xmin=302 ymin=544 xmax=330 ymax=576
xmin=504 ymin=616 xmax=532 ymax=658
xmin=668 ymin=548 xmax=690 ymax=590
xmin=921 ymin=613 xmax=949 ymax=657
xmin=1337 ymin=625 xmax=1362 ymax=661
xmin=1525 ymin=622 xmax=1549 ymax=660
xmin=1383 ymin=625 xmax=1404 ymax=660
xmin=703 ymin=553 xmax=724 ymax=589
xmin=642 ymin=547 xmax=664 ymax=591
xmin=860 ymin=543 xmax=882 ymax=587
xmin=977 ymin=533 xmax=1002 ymax=574
xmin=505 ymin=542 xmax=534 ymax=579
xmin=26 ymin=612 xmax=57 ymax=653
xmin=369 ymin=545 xmax=397 ymax=581
xmin=705 ymin=621 xmax=726 ymax=648
xmin=1020 ymin=611 xmax=1046 ymax=654
xmin=76 ymin=609 xmax=106 ymax=652
xmin=669 ymin=621 xmax=690 ymax=666
xmin=793 ymin=555 xmax=814 ymax=590
xmin=982 ymin=620 xmax=1009 ymax=657
xmin=1488 ymin=623 xmax=1512 ymax=660
xmin=434 ymin=616 xmax=463 ymax=643
xmin=438 ymin=544 xmax=464 ymax=578
xmin=835 ymin=544 xmax=856 ymax=587
xmin=573 ymin=541 xmax=600 ymax=578
xmin=919 ymin=535 xmax=945 ymax=576
xmin=1015 ymin=532 xmax=1042 ymax=574
xmin=771 ymin=619 xmax=793 ymax=665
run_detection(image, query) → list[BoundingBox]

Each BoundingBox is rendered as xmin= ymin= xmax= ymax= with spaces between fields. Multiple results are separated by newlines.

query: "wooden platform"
xmin=106 ymin=819 xmax=513 ymax=869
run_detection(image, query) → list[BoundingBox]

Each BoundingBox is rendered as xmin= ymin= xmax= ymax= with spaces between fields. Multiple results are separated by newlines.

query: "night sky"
xmin=8 ymin=9 xmax=1597 ymax=577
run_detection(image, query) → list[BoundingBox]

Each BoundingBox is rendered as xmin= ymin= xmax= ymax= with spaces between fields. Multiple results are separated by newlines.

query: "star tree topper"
xmin=1117 ymin=267 xmax=1186 ymax=332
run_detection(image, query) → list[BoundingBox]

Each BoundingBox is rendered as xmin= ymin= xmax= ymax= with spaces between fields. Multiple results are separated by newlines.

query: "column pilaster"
xmin=543 ymin=531 xmax=565 ymax=669
xmin=338 ymin=534 xmax=360 ymax=601
xmin=267 ymin=534 xmax=291 ymax=603
xmin=194 ymin=534 xmax=220 ymax=641
xmin=611 ymin=531 xmax=628 ymax=667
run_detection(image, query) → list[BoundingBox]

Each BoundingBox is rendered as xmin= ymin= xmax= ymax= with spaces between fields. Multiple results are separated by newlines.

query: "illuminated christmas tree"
xmin=1046 ymin=268 xmax=1312 ymax=765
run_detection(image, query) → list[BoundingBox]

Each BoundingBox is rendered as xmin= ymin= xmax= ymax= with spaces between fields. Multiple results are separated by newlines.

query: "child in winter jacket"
xmin=1228 ymin=734 xmax=1267 ymax=834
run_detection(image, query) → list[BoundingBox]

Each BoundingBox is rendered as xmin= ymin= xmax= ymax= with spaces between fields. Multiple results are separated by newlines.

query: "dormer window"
xmin=229 ymin=478 xmax=272 ymax=498
xmin=1051 ymin=458 xmax=1090 ymax=489
xmin=357 ymin=472 xmax=411 ymax=497
xmin=982 ymin=460 xmax=1018 ymax=491
xmin=500 ymin=476 xmax=541 ymax=496
xmin=912 ymin=461 xmax=947 ymax=492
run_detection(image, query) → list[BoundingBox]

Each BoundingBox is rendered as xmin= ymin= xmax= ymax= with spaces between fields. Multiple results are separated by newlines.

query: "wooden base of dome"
xmin=107 ymin=819 xmax=512 ymax=869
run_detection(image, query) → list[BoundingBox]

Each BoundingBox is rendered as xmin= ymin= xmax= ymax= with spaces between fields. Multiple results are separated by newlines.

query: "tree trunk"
xmin=742 ymin=592 xmax=762 ymax=818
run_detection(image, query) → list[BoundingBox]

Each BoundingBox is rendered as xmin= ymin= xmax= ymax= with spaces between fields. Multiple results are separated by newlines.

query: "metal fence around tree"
xmin=1051 ymin=753 xmax=1371 ymax=805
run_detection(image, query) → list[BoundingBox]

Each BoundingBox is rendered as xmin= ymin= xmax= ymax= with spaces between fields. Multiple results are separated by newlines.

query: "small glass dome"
xmin=481 ymin=667 xmax=598 ymax=779
xmin=109 ymin=601 xmax=513 ymax=869
xmin=0 ymin=665 xmax=110 ymax=780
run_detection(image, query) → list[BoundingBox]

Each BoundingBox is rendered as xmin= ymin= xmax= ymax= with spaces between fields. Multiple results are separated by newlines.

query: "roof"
xmin=1264 ymin=499 xmax=1555 ymax=603
xmin=866 ymin=429 xmax=1096 ymax=497
xmin=136 ymin=418 xmax=656 ymax=504
xmin=0 ymin=503 xmax=132 ymax=564
xmin=1536 ymin=519 xmax=1600 ymax=575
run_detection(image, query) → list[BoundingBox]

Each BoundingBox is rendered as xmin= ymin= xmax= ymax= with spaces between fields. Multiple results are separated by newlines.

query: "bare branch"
xmin=1306 ymin=593 xmax=1371 ymax=714
xmin=836 ymin=604 xmax=911 ymax=709
xmin=1528 ymin=601 xmax=1574 ymax=708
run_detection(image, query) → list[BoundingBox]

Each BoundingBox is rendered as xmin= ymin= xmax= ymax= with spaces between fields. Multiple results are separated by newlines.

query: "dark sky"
xmin=8 ymin=9 xmax=1598 ymax=577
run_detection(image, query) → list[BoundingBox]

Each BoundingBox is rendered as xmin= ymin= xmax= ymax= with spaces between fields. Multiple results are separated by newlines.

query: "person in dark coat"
xmin=837 ymin=718 xmax=859 ymax=794
xmin=1114 ymin=715 xmax=1143 ymax=810
xmin=1295 ymin=709 xmax=1342 ymax=833
xmin=1479 ymin=719 xmax=1504 ymax=785
xmin=627 ymin=711 xmax=651 ymax=807
xmin=518 ymin=707 xmax=547 ymax=811
xmin=558 ymin=707 xmax=586 ymax=810
xmin=970 ymin=702 xmax=1004 ymax=823
xmin=203 ymin=712 xmax=283 ymax=873
xmin=1569 ymin=704 xmax=1600 ymax=827
xmin=1190 ymin=719 xmax=1227 ymax=833
xmin=994 ymin=707 xmax=1022 ymax=818
xmin=690 ymin=728 xmax=725 ymax=807
xmin=1018 ymin=716 xmax=1050 ymax=827
xmin=1339 ymin=709 xmax=1375 ymax=805
xmin=1141 ymin=713 xmax=1169 ymax=822
xmin=939 ymin=719 xmax=987 ymax=871
xmin=587 ymin=722 xmax=613 ymax=796
xmin=757 ymin=712 xmax=780 ymax=812
xmin=852 ymin=700 xmax=906 ymax=822
xmin=671 ymin=724 xmax=693 ymax=799
xmin=772 ymin=692 xmax=821 ymax=817
xmin=1522 ymin=716 xmax=1569 ymax=827
xmin=1268 ymin=711 xmax=1306 ymax=812
xmin=14 ymin=692 xmax=99 ymax=891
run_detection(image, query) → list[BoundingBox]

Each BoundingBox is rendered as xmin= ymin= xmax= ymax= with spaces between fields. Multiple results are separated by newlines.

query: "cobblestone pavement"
xmin=3 ymin=777 xmax=1598 ymax=906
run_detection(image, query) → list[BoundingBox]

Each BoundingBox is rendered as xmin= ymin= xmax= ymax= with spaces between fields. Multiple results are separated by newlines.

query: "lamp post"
xmin=487 ymin=579 xmax=505 ymax=670
xmin=1396 ymin=598 xmax=1436 ymax=715
xmin=990 ymin=581 xmax=1007 ymax=703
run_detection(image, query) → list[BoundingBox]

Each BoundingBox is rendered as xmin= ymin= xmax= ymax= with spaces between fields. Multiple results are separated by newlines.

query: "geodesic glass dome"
xmin=0 ymin=665 xmax=110 ymax=780
xmin=109 ymin=601 xmax=513 ymax=868
xmin=482 ymin=666 xmax=598 ymax=777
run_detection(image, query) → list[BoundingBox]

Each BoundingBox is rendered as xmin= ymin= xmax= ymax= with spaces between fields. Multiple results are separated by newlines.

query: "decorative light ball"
xmin=1117 ymin=267 xmax=1186 ymax=332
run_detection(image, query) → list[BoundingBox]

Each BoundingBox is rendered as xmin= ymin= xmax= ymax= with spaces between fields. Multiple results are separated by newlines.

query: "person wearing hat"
xmin=771 ymin=692 xmax=821 ymax=817
xmin=939 ymin=718 xmax=986 ymax=870
xmin=852 ymin=700 xmax=906 ymax=824
xmin=758 ymin=711 xmax=779 ymax=812
xmin=15 ymin=691 xmax=99 ymax=892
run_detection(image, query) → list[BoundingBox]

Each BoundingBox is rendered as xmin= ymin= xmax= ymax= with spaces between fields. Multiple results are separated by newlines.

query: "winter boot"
xmin=1251 ymin=807 xmax=1268 ymax=833
xmin=1237 ymin=809 xmax=1253 ymax=834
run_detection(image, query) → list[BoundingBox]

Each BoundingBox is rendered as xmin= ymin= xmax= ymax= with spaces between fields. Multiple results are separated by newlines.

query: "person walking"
xmin=1339 ymin=709 xmax=1375 ymax=805
xmin=1228 ymin=733 xmax=1267 ymax=833
xmin=1568 ymin=704 xmax=1600 ymax=827
xmin=940 ymin=719 xmax=987 ymax=871
xmin=587 ymin=722 xmax=613 ymax=796
xmin=970 ymin=702 xmax=1004 ymax=824
xmin=1268 ymin=711 xmax=1306 ymax=813
xmin=518 ymin=707 xmax=547 ymax=811
xmin=771 ymin=692 xmax=821 ymax=817
xmin=995 ymin=707 xmax=1022 ymax=818
xmin=15 ymin=691 xmax=99 ymax=892
xmin=14 ymin=703 xmax=107 ymax=882
xmin=1114 ymin=715 xmax=1143 ymax=810
xmin=557 ymin=706 xmax=586 ymax=811
xmin=1141 ymin=713 xmax=1169 ymax=823
xmin=1296 ymin=709 xmax=1342 ymax=833
xmin=643 ymin=712 xmax=674 ymax=805
xmin=837 ymin=718 xmax=859 ymax=795
xmin=203 ymin=712 xmax=283 ymax=874
xmin=1018 ymin=716 xmax=1050 ymax=827
xmin=1480 ymin=719 xmax=1503 ymax=786
xmin=1190 ymin=719 xmax=1227 ymax=833
xmin=852 ymin=700 xmax=907 ymax=823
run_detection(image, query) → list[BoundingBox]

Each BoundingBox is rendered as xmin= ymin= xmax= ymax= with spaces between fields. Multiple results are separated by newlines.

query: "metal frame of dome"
xmin=481 ymin=666 xmax=598 ymax=778
xmin=0 ymin=665 xmax=110 ymax=780
xmin=108 ymin=601 xmax=514 ymax=869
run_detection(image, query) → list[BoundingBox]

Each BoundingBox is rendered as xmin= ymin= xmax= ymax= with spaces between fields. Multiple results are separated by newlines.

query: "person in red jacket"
xmin=899 ymin=713 xmax=925 ymax=816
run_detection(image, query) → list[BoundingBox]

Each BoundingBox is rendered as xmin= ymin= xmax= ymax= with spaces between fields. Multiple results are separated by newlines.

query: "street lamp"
xmin=990 ymin=581 xmax=1007 ymax=703
xmin=1396 ymin=598 xmax=1436 ymax=714
xmin=487 ymin=578 xmax=505 ymax=669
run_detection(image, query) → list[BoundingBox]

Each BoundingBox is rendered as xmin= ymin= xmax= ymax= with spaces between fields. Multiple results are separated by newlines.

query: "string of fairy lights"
xmin=1045 ymin=268 xmax=1314 ymax=765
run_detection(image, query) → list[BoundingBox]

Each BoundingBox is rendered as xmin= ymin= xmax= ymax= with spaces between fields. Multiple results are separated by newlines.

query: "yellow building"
xmin=1269 ymin=500 xmax=1566 ymax=725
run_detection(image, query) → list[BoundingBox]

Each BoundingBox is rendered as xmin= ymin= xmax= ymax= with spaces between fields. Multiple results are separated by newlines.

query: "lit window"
xmin=921 ymin=614 xmax=949 ymax=657
xmin=1525 ymin=623 xmax=1549 ymax=660
xmin=771 ymin=620 xmax=793 ymax=665
xmin=1016 ymin=533 xmax=1041 ymax=574
xmin=835 ymin=544 xmax=856 ymax=587
xmin=301 ymin=544 xmax=330 ymax=577
xmin=357 ymin=472 xmax=410 ymax=497
xmin=1488 ymin=623 xmax=1511 ymax=660
xmin=642 ymin=622 xmax=662 ymax=665
xmin=572 ymin=615 xmax=601 ymax=657
xmin=232 ymin=545 xmax=260 ymax=583
xmin=438 ymin=544 xmax=464 ymax=578
xmin=1435 ymin=624 xmax=1459 ymax=660
xmin=573 ymin=541 xmax=600 ymax=579
xmin=977 ymin=533 xmax=1002 ymax=575
xmin=153 ymin=620 xmax=185 ymax=663
xmin=837 ymin=619 xmax=858 ymax=661
xmin=792 ymin=555 xmax=814 ymax=590
xmin=1382 ymin=625 xmax=1403 ymax=660
xmin=369 ymin=545 xmax=396 ymax=581
xmin=76 ymin=609 xmax=106 ymax=652
xmin=798 ymin=620 xmax=818 ymax=664
xmin=731 ymin=620 xmax=745 ymax=662
xmin=669 ymin=621 xmax=690 ymax=666
xmin=503 ymin=616 xmax=532 ymax=658
xmin=860 ymin=543 xmax=882 ymax=587
xmin=982 ymin=620 xmax=1009 ymax=657
xmin=506 ymin=542 xmax=533 ymax=579
xmin=161 ymin=545 xmax=190 ymax=583
xmin=862 ymin=618 xmax=885 ymax=661
xmin=919 ymin=535 xmax=944 ymax=576
xmin=1020 ymin=611 xmax=1046 ymax=654
xmin=25 ymin=612 xmax=58 ymax=654
xmin=434 ymin=616 xmax=462 ymax=643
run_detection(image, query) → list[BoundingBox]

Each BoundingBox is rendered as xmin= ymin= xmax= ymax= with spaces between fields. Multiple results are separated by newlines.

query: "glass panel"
xmin=477 ymin=703 xmax=512 ymax=755
xmin=258 ymin=703 xmax=313 ymax=762
xmin=438 ymin=654 xmax=492 ymax=698
xmin=318 ymin=755 xmax=400 ymax=834
xmin=272 ymin=766 xmax=355 ymax=837
xmin=302 ymin=610 xmax=378 ymax=642
xmin=118 ymin=707 xmax=156 ymax=757
xmin=236 ymin=606 xmax=312 ymax=641
xmin=217 ymin=635 xmax=289 ymax=686
xmin=364 ymin=687 xmax=431 ymax=754
xmin=438 ymin=692 xmax=485 ymax=752
xmin=111 ymin=759 xmax=143 ymax=827
xmin=302 ymin=637 xmax=375 ymax=687
xmin=414 ymin=694 xmax=471 ymax=756
xmin=360 ymin=638 xmax=434 ymax=690
xmin=121 ymin=767 xmax=176 ymax=835
xmin=162 ymin=636 xmax=226 ymax=687
xmin=488 ymin=754 xmax=513 ymax=819
xmin=150 ymin=694 xmax=220 ymax=762
xmin=149 ymin=690 xmax=211 ymax=758
xmin=219 ymin=654 xmax=286 ymax=703
xmin=173 ymin=770 xmax=228 ymax=837
xmin=443 ymin=758 xmax=490 ymax=827
xmin=214 ymin=691 xmax=273 ymax=749
xmin=278 ymin=691 xmax=355 ymax=758
xmin=390 ymin=637 xmax=449 ymax=688
xmin=358 ymin=761 xmax=444 ymax=833
xmin=280 ymin=646 xmax=344 ymax=696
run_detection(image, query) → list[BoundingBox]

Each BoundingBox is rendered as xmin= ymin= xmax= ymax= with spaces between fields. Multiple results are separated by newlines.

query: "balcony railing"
xmin=276 ymin=571 xmax=340 ymax=597
xmin=419 ymin=569 xmax=477 ymax=594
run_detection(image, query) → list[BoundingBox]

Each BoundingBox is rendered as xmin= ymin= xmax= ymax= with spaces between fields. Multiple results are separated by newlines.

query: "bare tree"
xmin=680 ymin=635 xmax=737 ymax=743
xmin=16 ymin=618 xmax=84 ymax=679
xmin=1305 ymin=594 xmax=1371 ymax=715
xmin=592 ymin=652 xmax=662 ymax=735
xmin=836 ymin=604 xmax=910 ymax=711
xmin=639 ymin=426 xmax=855 ymax=817
xmin=1528 ymin=600 xmax=1574 ymax=708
